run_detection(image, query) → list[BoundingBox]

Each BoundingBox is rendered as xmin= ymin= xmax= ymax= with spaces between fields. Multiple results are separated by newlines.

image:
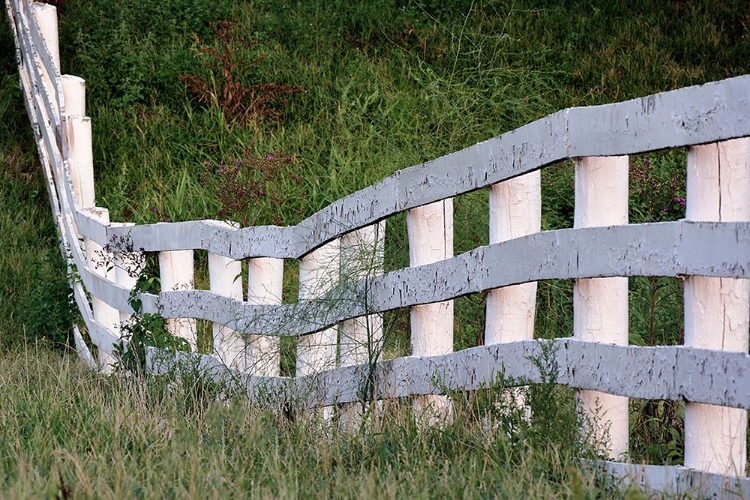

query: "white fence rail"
xmin=7 ymin=0 xmax=750 ymax=496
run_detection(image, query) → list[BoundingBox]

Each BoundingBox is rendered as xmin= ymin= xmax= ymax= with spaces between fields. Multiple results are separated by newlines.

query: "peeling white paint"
xmin=685 ymin=139 xmax=750 ymax=475
xmin=159 ymin=250 xmax=196 ymax=350
xmin=574 ymin=155 xmax=629 ymax=460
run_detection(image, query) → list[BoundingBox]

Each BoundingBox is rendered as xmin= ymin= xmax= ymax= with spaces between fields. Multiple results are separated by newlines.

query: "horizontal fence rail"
xmin=7 ymin=0 xmax=750 ymax=497
xmin=149 ymin=339 xmax=750 ymax=412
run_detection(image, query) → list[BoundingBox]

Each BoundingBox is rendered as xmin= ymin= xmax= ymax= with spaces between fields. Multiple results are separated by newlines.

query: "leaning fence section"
xmin=7 ymin=0 xmax=750 ymax=496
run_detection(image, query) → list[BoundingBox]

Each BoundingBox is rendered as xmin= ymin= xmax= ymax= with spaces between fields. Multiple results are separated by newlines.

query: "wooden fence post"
xmin=208 ymin=248 xmax=244 ymax=369
xmin=246 ymin=257 xmax=284 ymax=376
xmin=60 ymin=74 xmax=121 ymax=370
xmin=684 ymin=138 xmax=750 ymax=475
xmin=111 ymin=227 xmax=143 ymax=327
xmin=296 ymin=239 xmax=340 ymax=420
xmin=159 ymin=250 xmax=197 ymax=350
xmin=60 ymin=75 xmax=85 ymax=115
xmin=31 ymin=3 xmax=60 ymax=70
xmin=574 ymin=156 xmax=629 ymax=459
xmin=86 ymin=210 xmax=120 ymax=370
xmin=297 ymin=240 xmax=340 ymax=375
xmin=66 ymin=116 xmax=94 ymax=208
xmin=340 ymin=222 xmax=386 ymax=366
xmin=31 ymin=3 xmax=59 ymax=102
xmin=407 ymin=199 xmax=454 ymax=424
xmin=339 ymin=222 xmax=386 ymax=427
xmin=486 ymin=171 xmax=541 ymax=342
xmin=485 ymin=171 xmax=541 ymax=419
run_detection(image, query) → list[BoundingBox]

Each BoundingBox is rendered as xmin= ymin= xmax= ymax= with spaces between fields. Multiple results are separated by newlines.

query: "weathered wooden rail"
xmin=7 ymin=0 xmax=750 ymax=496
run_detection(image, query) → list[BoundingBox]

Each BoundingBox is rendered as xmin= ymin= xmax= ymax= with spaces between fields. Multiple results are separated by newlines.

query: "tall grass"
xmin=0 ymin=342 xmax=646 ymax=499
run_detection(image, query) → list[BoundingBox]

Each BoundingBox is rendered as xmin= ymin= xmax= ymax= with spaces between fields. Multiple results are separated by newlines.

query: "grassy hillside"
xmin=1 ymin=0 xmax=749 ymax=496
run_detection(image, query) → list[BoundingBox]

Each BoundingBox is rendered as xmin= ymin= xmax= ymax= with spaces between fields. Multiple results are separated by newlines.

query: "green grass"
xmin=1 ymin=0 xmax=749 ymax=494
xmin=0 ymin=343 xmax=649 ymax=499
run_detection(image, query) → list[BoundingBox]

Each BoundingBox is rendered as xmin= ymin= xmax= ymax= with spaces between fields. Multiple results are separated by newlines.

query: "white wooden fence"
xmin=7 ymin=0 xmax=750 ymax=496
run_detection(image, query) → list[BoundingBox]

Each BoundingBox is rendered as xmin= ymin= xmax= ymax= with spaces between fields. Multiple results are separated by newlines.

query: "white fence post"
xmin=339 ymin=222 xmax=386 ymax=427
xmin=684 ymin=138 xmax=750 ymax=475
xmin=60 ymin=74 xmax=85 ymax=159
xmin=60 ymin=74 xmax=121 ymax=370
xmin=485 ymin=171 xmax=541 ymax=419
xmin=340 ymin=222 xmax=386 ymax=366
xmin=60 ymin=75 xmax=85 ymax=116
xmin=31 ymin=3 xmax=59 ymax=104
xmin=574 ymin=156 xmax=629 ymax=459
xmin=407 ymin=199 xmax=454 ymax=423
xmin=486 ymin=171 xmax=541 ymax=342
xmin=208 ymin=249 xmax=244 ymax=369
xmin=159 ymin=250 xmax=197 ymax=350
xmin=296 ymin=240 xmax=340 ymax=379
xmin=31 ymin=3 xmax=60 ymax=70
xmin=85 ymin=210 xmax=120 ymax=371
xmin=296 ymin=239 xmax=340 ymax=421
xmin=66 ymin=116 xmax=94 ymax=208
xmin=246 ymin=257 xmax=284 ymax=376
xmin=110 ymin=223 xmax=143 ymax=325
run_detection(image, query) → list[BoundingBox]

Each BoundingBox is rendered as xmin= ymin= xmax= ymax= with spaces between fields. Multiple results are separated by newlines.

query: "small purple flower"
xmin=662 ymin=207 xmax=669 ymax=213
xmin=642 ymin=157 xmax=649 ymax=163
xmin=237 ymin=160 xmax=244 ymax=166
xmin=266 ymin=154 xmax=274 ymax=160
xmin=203 ymin=161 xmax=210 ymax=167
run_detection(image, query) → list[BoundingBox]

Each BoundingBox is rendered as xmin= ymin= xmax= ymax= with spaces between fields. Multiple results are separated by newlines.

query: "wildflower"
xmin=203 ymin=161 xmax=210 ymax=167
xmin=266 ymin=154 xmax=274 ymax=160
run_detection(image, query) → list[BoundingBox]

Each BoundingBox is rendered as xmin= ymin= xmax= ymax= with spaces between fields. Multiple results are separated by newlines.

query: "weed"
xmin=630 ymin=399 xmax=685 ymax=466
xmin=114 ymin=258 xmax=190 ymax=375
xmin=200 ymin=151 xmax=303 ymax=227
xmin=180 ymin=21 xmax=304 ymax=125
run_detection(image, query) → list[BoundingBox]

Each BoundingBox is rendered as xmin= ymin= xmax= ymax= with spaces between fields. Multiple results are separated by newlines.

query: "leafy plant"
xmin=114 ymin=259 xmax=190 ymax=375
xmin=630 ymin=399 xmax=685 ymax=465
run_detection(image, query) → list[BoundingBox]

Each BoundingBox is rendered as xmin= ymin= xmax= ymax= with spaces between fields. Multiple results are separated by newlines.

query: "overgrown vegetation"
xmin=114 ymin=260 xmax=191 ymax=375
xmin=1 ymin=0 xmax=750 ymax=496
xmin=180 ymin=20 xmax=305 ymax=125
xmin=0 ymin=342 xmax=649 ymax=498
